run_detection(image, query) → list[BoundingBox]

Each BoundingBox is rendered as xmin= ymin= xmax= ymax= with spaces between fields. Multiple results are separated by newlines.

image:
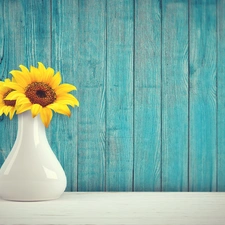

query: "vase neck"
xmin=17 ymin=111 xmax=47 ymax=143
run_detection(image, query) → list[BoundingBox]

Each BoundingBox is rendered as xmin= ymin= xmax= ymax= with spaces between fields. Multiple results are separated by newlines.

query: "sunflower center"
xmin=25 ymin=82 xmax=56 ymax=107
xmin=36 ymin=90 xmax=47 ymax=98
xmin=3 ymin=90 xmax=16 ymax=107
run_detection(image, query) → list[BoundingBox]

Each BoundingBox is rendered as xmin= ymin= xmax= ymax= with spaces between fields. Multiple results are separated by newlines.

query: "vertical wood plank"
xmin=0 ymin=1 xmax=3 ymax=67
xmin=0 ymin=0 xmax=8 ymax=166
xmin=134 ymin=0 xmax=161 ymax=191
xmin=217 ymin=0 xmax=225 ymax=191
xmin=189 ymin=0 xmax=217 ymax=191
xmin=77 ymin=0 xmax=106 ymax=191
xmin=0 ymin=0 xmax=26 ymax=167
xmin=106 ymin=0 xmax=133 ymax=191
xmin=23 ymin=0 xmax=51 ymax=66
xmin=162 ymin=0 xmax=189 ymax=191
xmin=51 ymin=0 xmax=78 ymax=191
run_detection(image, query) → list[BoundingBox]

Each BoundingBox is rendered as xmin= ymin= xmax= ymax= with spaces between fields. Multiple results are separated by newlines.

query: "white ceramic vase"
xmin=0 ymin=111 xmax=67 ymax=201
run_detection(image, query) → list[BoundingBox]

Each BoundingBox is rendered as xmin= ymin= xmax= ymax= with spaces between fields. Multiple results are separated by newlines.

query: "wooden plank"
xmin=189 ymin=0 xmax=217 ymax=191
xmin=217 ymin=0 xmax=225 ymax=191
xmin=77 ymin=0 xmax=106 ymax=191
xmin=51 ymin=0 xmax=78 ymax=191
xmin=1 ymin=193 xmax=225 ymax=225
xmin=0 ymin=1 xmax=3 ymax=67
xmin=162 ymin=0 xmax=189 ymax=191
xmin=134 ymin=0 xmax=161 ymax=191
xmin=0 ymin=0 xmax=7 ymax=166
xmin=23 ymin=0 xmax=51 ymax=66
xmin=0 ymin=0 xmax=26 ymax=167
xmin=106 ymin=0 xmax=133 ymax=191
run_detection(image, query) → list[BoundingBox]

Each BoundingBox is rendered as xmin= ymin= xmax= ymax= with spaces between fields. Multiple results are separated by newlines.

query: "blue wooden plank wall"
xmin=0 ymin=0 xmax=224 ymax=192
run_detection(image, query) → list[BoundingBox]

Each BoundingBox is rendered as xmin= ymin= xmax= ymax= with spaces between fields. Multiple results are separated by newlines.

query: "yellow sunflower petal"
xmin=9 ymin=108 xmax=16 ymax=120
xmin=4 ymin=82 xmax=24 ymax=92
xmin=0 ymin=88 xmax=9 ymax=95
xmin=16 ymin=97 xmax=31 ymax=105
xmin=47 ymin=103 xmax=71 ymax=117
xmin=55 ymin=83 xmax=77 ymax=95
xmin=31 ymin=104 xmax=42 ymax=117
xmin=4 ymin=106 xmax=12 ymax=115
xmin=4 ymin=78 xmax=11 ymax=83
xmin=43 ymin=67 xmax=55 ymax=84
xmin=38 ymin=62 xmax=48 ymax=82
xmin=49 ymin=72 xmax=61 ymax=89
xmin=56 ymin=93 xmax=79 ymax=107
xmin=19 ymin=65 xmax=31 ymax=83
xmin=0 ymin=105 xmax=7 ymax=115
xmin=10 ymin=70 xmax=29 ymax=88
xmin=10 ymin=70 xmax=23 ymax=79
xmin=4 ymin=91 xmax=25 ymax=100
xmin=30 ymin=66 xmax=41 ymax=82
xmin=16 ymin=103 xmax=32 ymax=114
xmin=19 ymin=64 xmax=30 ymax=73
xmin=38 ymin=62 xmax=47 ymax=73
xmin=40 ymin=107 xmax=53 ymax=128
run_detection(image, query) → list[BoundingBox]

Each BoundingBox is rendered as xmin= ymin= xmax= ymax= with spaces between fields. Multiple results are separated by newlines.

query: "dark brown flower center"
xmin=3 ymin=90 xmax=16 ymax=107
xmin=25 ymin=82 xmax=56 ymax=107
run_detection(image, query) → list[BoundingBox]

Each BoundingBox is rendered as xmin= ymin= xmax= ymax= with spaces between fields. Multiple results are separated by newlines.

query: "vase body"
xmin=0 ymin=111 xmax=67 ymax=201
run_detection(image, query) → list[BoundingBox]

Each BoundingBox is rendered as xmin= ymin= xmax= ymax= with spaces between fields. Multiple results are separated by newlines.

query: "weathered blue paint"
xmin=106 ymin=0 xmax=134 ymax=191
xmin=0 ymin=0 xmax=224 ymax=192
xmin=77 ymin=0 xmax=106 ymax=191
xmin=217 ymin=0 xmax=225 ymax=192
xmin=162 ymin=0 xmax=189 ymax=191
xmin=189 ymin=0 xmax=217 ymax=191
xmin=23 ymin=0 xmax=51 ymax=66
xmin=134 ymin=0 xmax=161 ymax=191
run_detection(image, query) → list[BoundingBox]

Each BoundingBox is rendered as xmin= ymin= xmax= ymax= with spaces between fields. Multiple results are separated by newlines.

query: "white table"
xmin=0 ymin=192 xmax=224 ymax=225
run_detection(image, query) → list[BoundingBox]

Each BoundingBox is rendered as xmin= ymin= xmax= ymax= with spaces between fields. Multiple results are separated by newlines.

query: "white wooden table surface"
xmin=0 ymin=192 xmax=224 ymax=225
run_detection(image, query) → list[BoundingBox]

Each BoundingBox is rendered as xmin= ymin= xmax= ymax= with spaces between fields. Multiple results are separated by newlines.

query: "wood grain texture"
xmin=0 ymin=0 xmax=7 ymax=165
xmin=1 ymin=192 xmax=225 ymax=225
xmin=77 ymin=0 xmax=106 ymax=191
xmin=162 ymin=0 xmax=189 ymax=191
xmin=23 ymin=0 xmax=51 ymax=66
xmin=106 ymin=0 xmax=134 ymax=191
xmin=217 ymin=0 xmax=225 ymax=191
xmin=51 ymin=0 xmax=79 ymax=191
xmin=134 ymin=0 xmax=161 ymax=191
xmin=189 ymin=0 xmax=217 ymax=191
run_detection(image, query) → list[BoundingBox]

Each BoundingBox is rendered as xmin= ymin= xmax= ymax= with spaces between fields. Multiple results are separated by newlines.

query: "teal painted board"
xmin=23 ymin=0 xmax=51 ymax=66
xmin=189 ymin=0 xmax=217 ymax=191
xmin=77 ymin=0 xmax=106 ymax=191
xmin=162 ymin=0 xmax=189 ymax=191
xmin=0 ymin=0 xmax=25 ymax=167
xmin=0 ymin=0 xmax=6 ymax=165
xmin=217 ymin=0 xmax=225 ymax=191
xmin=134 ymin=0 xmax=161 ymax=191
xmin=0 ymin=1 xmax=3 ymax=66
xmin=51 ymin=0 xmax=79 ymax=191
xmin=106 ymin=0 xmax=133 ymax=191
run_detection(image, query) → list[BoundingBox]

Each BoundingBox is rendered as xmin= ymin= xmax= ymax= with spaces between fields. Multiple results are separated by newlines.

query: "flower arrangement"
xmin=0 ymin=62 xmax=79 ymax=127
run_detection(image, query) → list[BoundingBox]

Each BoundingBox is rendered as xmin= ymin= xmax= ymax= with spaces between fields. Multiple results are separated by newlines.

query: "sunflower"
xmin=0 ymin=78 xmax=17 ymax=119
xmin=4 ymin=62 xmax=79 ymax=127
